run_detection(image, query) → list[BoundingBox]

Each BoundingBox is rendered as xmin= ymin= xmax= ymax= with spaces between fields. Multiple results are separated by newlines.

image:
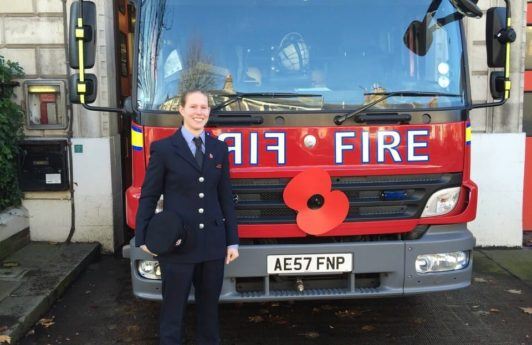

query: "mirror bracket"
xmin=496 ymin=27 xmax=516 ymax=44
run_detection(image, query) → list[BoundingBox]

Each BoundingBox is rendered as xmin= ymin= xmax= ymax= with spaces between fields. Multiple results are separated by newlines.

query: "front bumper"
xmin=124 ymin=223 xmax=475 ymax=302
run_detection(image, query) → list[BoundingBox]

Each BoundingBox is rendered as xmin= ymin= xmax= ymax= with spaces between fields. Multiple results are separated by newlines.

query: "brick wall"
xmin=0 ymin=0 xmax=66 ymax=79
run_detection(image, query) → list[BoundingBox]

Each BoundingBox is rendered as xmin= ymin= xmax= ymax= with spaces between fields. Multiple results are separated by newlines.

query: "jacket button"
xmin=199 ymin=193 xmax=205 ymax=198
xmin=198 ymin=177 xmax=205 ymax=182
xmin=198 ymin=208 xmax=204 ymax=214
xmin=199 ymin=223 xmax=204 ymax=229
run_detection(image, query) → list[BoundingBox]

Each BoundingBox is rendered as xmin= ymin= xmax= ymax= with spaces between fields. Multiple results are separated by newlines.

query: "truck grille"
xmin=231 ymin=173 xmax=462 ymax=224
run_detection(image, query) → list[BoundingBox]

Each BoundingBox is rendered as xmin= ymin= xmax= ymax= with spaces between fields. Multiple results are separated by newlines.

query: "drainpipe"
xmin=62 ymin=0 xmax=76 ymax=243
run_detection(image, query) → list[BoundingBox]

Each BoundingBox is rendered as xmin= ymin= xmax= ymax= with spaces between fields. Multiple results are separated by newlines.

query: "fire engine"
xmin=68 ymin=0 xmax=515 ymax=301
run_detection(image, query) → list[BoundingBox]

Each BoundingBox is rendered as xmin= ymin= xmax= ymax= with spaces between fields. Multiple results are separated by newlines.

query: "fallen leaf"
xmin=474 ymin=277 xmax=487 ymax=283
xmin=335 ymin=309 xmax=350 ymax=318
xmin=329 ymin=325 xmax=334 ymax=329
xmin=38 ymin=317 xmax=55 ymax=328
xmin=269 ymin=315 xmax=288 ymax=325
xmin=300 ymin=331 xmax=319 ymax=338
xmin=361 ymin=325 xmax=376 ymax=332
xmin=126 ymin=325 xmax=140 ymax=333
xmin=506 ymin=289 xmax=522 ymax=295
xmin=520 ymin=307 xmax=532 ymax=314
xmin=0 ymin=327 xmax=6 ymax=333
xmin=1 ymin=262 xmax=18 ymax=268
xmin=248 ymin=315 xmax=264 ymax=323
xmin=489 ymin=308 xmax=500 ymax=313
xmin=312 ymin=307 xmax=320 ymax=313
xmin=0 ymin=335 xmax=11 ymax=344
xmin=335 ymin=308 xmax=362 ymax=318
xmin=321 ymin=304 xmax=335 ymax=311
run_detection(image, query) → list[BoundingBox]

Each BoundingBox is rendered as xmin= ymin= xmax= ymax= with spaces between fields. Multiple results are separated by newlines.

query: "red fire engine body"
xmin=127 ymin=123 xmax=476 ymax=237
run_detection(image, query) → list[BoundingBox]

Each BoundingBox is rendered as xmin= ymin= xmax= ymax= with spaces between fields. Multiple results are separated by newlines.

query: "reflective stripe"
xmin=465 ymin=122 xmax=472 ymax=144
xmin=131 ymin=126 xmax=143 ymax=151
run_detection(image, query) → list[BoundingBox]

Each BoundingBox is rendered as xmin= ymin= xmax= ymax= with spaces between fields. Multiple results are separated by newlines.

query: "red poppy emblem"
xmin=283 ymin=168 xmax=349 ymax=235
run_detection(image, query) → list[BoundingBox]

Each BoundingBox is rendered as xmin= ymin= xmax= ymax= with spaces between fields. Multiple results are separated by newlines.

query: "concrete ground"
xmin=13 ymin=248 xmax=532 ymax=345
xmin=0 ymin=243 xmax=100 ymax=345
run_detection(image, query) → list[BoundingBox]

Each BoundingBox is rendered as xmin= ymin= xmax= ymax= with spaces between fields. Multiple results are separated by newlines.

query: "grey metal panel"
xmin=139 ymin=109 xmax=465 ymax=128
xmin=126 ymin=224 xmax=475 ymax=302
xmin=404 ymin=224 xmax=475 ymax=293
xmin=223 ymin=241 xmax=405 ymax=277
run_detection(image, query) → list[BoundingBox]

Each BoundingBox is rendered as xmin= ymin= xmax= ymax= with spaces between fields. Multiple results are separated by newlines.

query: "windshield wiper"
xmin=333 ymin=91 xmax=462 ymax=125
xmin=210 ymin=92 xmax=322 ymax=112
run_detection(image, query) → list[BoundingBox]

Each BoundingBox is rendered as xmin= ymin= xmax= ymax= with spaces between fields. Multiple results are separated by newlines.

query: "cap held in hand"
xmin=145 ymin=211 xmax=194 ymax=256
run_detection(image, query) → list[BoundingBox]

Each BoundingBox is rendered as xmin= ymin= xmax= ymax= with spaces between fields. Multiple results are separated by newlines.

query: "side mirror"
xmin=449 ymin=0 xmax=482 ymax=18
xmin=69 ymin=1 xmax=97 ymax=69
xmin=67 ymin=0 xmax=122 ymax=112
xmin=403 ymin=20 xmax=433 ymax=57
xmin=403 ymin=0 xmax=478 ymax=57
xmin=471 ymin=2 xmax=515 ymax=108
xmin=69 ymin=73 xmax=98 ymax=104
xmin=489 ymin=71 xmax=505 ymax=100
xmin=486 ymin=7 xmax=515 ymax=68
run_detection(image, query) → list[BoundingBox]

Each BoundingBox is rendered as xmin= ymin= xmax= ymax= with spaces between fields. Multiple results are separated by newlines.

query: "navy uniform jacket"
xmin=135 ymin=129 xmax=239 ymax=263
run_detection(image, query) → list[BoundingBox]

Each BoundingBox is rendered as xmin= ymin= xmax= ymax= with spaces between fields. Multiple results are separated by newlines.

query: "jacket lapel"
xmin=171 ymin=129 xmax=202 ymax=173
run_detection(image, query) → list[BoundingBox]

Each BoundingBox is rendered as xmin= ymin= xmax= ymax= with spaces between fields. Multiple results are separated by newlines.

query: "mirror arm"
xmin=82 ymin=103 xmax=124 ymax=113
xmin=469 ymin=98 xmax=507 ymax=110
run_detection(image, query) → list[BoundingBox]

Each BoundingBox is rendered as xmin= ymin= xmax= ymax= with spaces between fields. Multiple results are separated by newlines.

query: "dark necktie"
xmin=193 ymin=137 xmax=203 ymax=169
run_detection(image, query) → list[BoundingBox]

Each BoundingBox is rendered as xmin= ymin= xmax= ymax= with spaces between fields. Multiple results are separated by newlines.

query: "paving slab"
xmin=0 ymin=242 xmax=100 ymax=344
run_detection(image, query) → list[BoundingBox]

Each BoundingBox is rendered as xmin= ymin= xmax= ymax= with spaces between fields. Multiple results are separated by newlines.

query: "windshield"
xmin=137 ymin=0 xmax=467 ymax=112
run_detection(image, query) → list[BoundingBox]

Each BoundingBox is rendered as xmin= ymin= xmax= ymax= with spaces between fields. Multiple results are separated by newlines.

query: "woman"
xmin=135 ymin=90 xmax=239 ymax=345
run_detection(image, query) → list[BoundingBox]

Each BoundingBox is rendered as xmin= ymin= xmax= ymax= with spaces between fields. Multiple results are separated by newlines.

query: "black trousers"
xmin=158 ymin=259 xmax=225 ymax=345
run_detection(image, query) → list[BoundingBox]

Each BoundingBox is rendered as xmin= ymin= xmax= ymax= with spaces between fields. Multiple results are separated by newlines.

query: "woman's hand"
xmin=140 ymin=244 xmax=157 ymax=256
xmin=225 ymin=247 xmax=239 ymax=264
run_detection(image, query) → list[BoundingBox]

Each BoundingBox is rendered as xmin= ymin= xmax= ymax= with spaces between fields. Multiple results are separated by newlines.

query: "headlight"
xmin=137 ymin=260 xmax=161 ymax=279
xmin=415 ymin=251 xmax=470 ymax=274
xmin=421 ymin=187 xmax=460 ymax=217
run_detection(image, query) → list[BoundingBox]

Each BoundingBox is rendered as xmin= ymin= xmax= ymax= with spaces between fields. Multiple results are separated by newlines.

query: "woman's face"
xmin=179 ymin=92 xmax=210 ymax=133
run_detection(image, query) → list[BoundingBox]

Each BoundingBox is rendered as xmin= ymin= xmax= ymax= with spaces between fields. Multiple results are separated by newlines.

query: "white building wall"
xmin=470 ymin=133 xmax=526 ymax=246
xmin=465 ymin=0 xmax=527 ymax=246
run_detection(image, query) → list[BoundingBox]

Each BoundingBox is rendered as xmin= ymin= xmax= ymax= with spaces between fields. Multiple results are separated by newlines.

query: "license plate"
xmin=267 ymin=254 xmax=353 ymax=274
